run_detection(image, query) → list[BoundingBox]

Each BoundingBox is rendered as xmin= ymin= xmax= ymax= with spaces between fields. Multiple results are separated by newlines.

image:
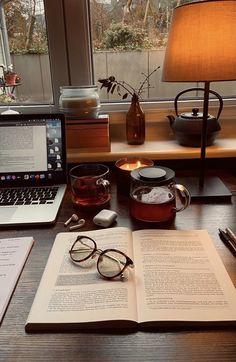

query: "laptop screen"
xmin=0 ymin=113 xmax=67 ymax=187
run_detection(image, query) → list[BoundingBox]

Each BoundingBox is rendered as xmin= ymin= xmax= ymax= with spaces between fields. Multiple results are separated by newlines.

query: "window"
xmin=90 ymin=0 xmax=236 ymax=104
xmin=0 ymin=0 xmax=235 ymax=114
xmin=0 ymin=0 xmax=52 ymax=105
xmin=91 ymin=0 xmax=181 ymax=102
xmin=0 ymin=0 xmax=94 ymax=112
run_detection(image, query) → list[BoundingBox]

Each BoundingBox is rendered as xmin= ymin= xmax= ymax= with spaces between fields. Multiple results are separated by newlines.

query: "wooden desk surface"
xmin=0 ymin=169 xmax=236 ymax=362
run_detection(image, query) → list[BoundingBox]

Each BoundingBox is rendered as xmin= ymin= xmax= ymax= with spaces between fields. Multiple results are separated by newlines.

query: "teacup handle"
xmin=96 ymin=178 xmax=110 ymax=192
xmin=173 ymin=184 xmax=191 ymax=212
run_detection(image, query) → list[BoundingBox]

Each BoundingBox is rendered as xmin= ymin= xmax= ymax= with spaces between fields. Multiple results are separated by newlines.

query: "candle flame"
xmin=119 ymin=160 xmax=145 ymax=171
xmin=136 ymin=161 xmax=141 ymax=168
xmin=124 ymin=161 xmax=142 ymax=170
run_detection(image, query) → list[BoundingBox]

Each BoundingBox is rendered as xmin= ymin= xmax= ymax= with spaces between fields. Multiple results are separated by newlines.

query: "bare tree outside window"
xmin=90 ymin=0 xmax=197 ymax=101
xmin=0 ymin=1 xmax=234 ymax=106
xmin=91 ymin=0 xmax=236 ymax=103
xmin=0 ymin=0 xmax=51 ymax=105
xmin=5 ymin=0 xmax=47 ymax=54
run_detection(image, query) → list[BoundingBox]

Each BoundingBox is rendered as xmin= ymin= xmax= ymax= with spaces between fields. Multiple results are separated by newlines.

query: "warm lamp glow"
xmin=162 ymin=0 xmax=236 ymax=82
xmin=161 ymin=0 xmax=235 ymax=199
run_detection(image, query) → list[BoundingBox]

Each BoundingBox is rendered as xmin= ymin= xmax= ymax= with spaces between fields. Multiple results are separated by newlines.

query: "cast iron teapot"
xmin=167 ymin=87 xmax=223 ymax=147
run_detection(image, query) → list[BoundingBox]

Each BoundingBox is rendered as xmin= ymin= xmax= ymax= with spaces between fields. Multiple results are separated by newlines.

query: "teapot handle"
xmin=174 ymin=87 xmax=223 ymax=120
xmin=173 ymin=184 xmax=191 ymax=213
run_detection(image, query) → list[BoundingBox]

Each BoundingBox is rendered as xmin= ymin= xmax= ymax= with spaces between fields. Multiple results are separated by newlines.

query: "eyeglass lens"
xmin=70 ymin=236 xmax=95 ymax=262
xmin=97 ymin=250 xmax=127 ymax=278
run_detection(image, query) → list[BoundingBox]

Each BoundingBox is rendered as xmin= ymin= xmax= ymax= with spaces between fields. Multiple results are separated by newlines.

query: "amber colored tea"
xmin=70 ymin=163 xmax=110 ymax=210
xmin=71 ymin=176 xmax=110 ymax=209
xmin=130 ymin=186 xmax=176 ymax=222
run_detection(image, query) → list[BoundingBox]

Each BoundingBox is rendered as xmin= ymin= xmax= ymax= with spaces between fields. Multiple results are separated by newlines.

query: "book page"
xmin=133 ymin=229 xmax=236 ymax=325
xmin=0 ymin=237 xmax=34 ymax=323
xmin=26 ymin=227 xmax=137 ymax=331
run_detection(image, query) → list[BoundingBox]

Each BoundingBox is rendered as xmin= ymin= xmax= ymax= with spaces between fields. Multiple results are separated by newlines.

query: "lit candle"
xmin=118 ymin=160 xmax=146 ymax=171
xmin=115 ymin=157 xmax=154 ymax=194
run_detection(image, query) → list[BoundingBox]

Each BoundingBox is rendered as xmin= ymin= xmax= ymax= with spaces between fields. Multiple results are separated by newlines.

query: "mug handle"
xmin=173 ymin=184 xmax=191 ymax=212
xmin=96 ymin=178 xmax=110 ymax=193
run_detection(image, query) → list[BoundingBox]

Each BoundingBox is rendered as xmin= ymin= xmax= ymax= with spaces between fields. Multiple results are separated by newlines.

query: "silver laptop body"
xmin=0 ymin=113 xmax=67 ymax=226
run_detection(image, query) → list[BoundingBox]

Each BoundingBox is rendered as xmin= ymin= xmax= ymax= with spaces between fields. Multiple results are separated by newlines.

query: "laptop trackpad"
xmin=0 ymin=207 xmax=17 ymax=222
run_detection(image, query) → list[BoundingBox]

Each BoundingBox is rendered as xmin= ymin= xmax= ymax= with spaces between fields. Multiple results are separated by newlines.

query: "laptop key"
xmin=0 ymin=186 xmax=59 ymax=206
xmin=0 ymin=201 xmax=15 ymax=205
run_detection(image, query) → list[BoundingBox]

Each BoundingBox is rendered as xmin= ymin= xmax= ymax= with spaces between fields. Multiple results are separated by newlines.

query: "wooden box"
xmin=65 ymin=114 xmax=110 ymax=152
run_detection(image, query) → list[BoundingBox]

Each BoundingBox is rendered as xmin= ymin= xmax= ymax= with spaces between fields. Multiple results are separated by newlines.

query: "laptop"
xmin=0 ymin=113 xmax=67 ymax=226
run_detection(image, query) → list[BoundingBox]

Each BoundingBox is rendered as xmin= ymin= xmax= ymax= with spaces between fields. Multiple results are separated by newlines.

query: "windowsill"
xmin=67 ymin=138 xmax=236 ymax=163
xmin=67 ymin=113 xmax=236 ymax=163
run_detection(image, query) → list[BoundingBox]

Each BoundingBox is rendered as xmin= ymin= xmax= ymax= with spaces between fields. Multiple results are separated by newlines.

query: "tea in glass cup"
xmin=69 ymin=163 xmax=110 ymax=210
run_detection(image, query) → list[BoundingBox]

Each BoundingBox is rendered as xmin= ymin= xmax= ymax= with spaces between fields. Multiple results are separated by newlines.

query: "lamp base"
xmin=176 ymin=176 xmax=232 ymax=201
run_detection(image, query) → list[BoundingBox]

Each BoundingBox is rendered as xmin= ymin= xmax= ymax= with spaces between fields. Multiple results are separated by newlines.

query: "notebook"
xmin=0 ymin=113 xmax=67 ymax=226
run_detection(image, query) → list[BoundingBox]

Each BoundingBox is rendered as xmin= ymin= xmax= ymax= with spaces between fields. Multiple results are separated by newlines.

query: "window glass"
xmin=0 ymin=0 xmax=235 ymax=109
xmin=90 ymin=0 xmax=236 ymax=103
xmin=0 ymin=0 xmax=53 ymax=106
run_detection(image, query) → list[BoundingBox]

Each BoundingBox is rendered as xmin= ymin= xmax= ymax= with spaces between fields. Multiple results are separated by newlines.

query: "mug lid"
xmin=131 ymin=166 xmax=175 ymax=184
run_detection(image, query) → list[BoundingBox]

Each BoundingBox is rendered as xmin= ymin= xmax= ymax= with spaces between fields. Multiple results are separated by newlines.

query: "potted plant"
xmin=3 ymin=64 xmax=17 ymax=85
xmin=0 ymin=92 xmax=15 ymax=103
xmin=98 ymin=66 xmax=160 ymax=145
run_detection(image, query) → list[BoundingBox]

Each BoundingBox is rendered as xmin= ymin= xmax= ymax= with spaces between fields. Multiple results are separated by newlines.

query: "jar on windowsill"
xmin=59 ymin=85 xmax=100 ymax=119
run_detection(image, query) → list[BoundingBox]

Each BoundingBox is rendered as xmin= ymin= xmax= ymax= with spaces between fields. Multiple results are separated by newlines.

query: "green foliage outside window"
xmin=103 ymin=23 xmax=146 ymax=51
xmin=91 ymin=0 xmax=195 ymax=52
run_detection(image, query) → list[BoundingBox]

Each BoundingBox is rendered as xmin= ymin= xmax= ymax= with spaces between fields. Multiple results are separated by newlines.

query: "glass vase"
xmin=126 ymin=94 xmax=145 ymax=145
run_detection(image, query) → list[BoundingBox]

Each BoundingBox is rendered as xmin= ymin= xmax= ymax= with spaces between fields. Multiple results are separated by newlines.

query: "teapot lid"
xmin=181 ymin=108 xmax=211 ymax=119
xmin=131 ymin=166 xmax=175 ymax=185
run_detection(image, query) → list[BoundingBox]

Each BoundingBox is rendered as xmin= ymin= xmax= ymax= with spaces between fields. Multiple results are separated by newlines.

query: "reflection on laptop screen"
xmin=0 ymin=114 xmax=67 ymax=187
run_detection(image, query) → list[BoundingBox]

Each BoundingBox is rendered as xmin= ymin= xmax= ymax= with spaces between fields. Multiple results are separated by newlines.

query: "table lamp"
xmin=162 ymin=0 xmax=236 ymax=200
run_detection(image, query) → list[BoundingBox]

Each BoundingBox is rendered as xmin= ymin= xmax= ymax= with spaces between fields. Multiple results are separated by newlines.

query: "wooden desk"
xmin=0 ymin=169 xmax=236 ymax=362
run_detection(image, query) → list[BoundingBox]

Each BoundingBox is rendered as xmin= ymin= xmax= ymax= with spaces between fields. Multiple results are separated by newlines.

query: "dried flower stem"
xmin=98 ymin=66 xmax=160 ymax=100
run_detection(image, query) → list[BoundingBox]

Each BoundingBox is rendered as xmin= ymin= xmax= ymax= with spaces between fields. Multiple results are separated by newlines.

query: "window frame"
xmin=0 ymin=0 xmax=235 ymax=119
xmin=43 ymin=0 xmax=236 ymax=120
xmin=0 ymin=0 xmax=93 ymax=113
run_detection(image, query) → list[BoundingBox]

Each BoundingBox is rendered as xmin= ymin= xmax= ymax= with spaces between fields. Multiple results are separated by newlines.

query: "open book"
xmin=25 ymin=228 xmax=236 ymax=332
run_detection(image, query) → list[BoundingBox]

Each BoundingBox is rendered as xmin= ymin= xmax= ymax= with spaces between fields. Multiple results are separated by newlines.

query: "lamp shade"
xmin=162 ymin=0 xmax=236 ymax=82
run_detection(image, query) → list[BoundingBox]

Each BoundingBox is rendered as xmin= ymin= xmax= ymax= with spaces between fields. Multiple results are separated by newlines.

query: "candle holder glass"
xmin=115 ymin=157 xmax=154 ymax=195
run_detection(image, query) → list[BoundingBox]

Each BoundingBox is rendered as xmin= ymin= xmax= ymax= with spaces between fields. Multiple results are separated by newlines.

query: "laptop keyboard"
xmin=0 ymin=186 xmax=59 ymax=206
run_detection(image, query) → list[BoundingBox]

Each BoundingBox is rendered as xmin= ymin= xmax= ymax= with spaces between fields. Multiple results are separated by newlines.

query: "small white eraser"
xmin=93 ymin=209 xmax=117 ymax=228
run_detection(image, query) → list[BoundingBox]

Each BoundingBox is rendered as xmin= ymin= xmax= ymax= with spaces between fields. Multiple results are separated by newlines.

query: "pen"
xmin=218 ymin=228 xmax=236 ymax=254
xmin=225 ymin=227 xmax=236 ymax=245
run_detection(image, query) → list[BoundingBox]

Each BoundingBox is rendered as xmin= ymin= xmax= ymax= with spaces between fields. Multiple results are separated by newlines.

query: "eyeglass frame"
xmin=69 ymin=235 xmax=134 ymax=280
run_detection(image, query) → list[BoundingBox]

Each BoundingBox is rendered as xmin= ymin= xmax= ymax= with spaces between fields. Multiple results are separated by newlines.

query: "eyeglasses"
xmin=69 ymin=235 xmax=134 ymax=280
